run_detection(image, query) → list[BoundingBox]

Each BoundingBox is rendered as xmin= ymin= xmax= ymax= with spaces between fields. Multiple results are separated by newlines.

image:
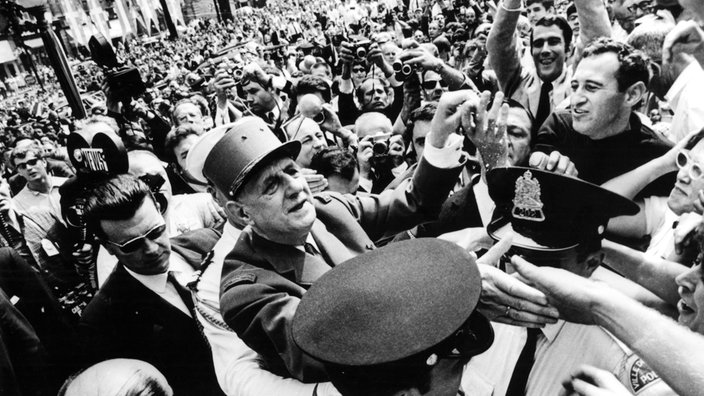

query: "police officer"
xmin=462 ymin=167 xmax=675 ymax=396
xmin=292 ymin=238 xmax=495 ymax=396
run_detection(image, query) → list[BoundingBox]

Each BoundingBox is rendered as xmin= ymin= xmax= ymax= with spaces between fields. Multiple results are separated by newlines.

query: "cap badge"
xmin=512 ymin=170 xmax=545 ymax=222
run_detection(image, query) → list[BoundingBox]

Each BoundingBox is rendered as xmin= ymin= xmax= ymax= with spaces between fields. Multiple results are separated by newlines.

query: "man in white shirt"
xmin=10 ymin=144 xmax=65 ymax=218
xmin=463 ymin=167 xmax=674 ymax=396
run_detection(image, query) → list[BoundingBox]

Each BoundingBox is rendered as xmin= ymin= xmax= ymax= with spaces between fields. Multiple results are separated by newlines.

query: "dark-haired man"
xmin=78 ymin=174 xmax=224 ymax=396
xmin=488 ymin=0 xmax=611 ymax=129
xmin=531 ymin=38 xmax=674 ymax=194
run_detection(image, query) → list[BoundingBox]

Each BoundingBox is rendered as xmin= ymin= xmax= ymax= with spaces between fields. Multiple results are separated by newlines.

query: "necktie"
xmin=304 ymin=242 xmax=320 ymax=257
xmin=168 ymin=271 xmax=195 ymax=315
xmin=505 ymin=328 xmax=540 ymax=396
xmin=535 ymin=82 xmax=553 ymax=130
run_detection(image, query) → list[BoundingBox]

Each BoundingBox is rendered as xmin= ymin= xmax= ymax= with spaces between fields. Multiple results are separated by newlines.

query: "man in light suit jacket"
xmin=78 ymin=174 xmax=225 ymax=396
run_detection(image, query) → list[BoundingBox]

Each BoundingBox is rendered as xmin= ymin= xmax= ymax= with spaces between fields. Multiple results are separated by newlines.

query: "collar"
xmin=26 ymin=176 xmax=61 ymax=195
xmin=539 ymin=319 xmax=566 ymax=343
xmin=295 ymin=233 xmax=319 ymax=253
xmin=223 ymin=221 xmax=242 ymax=243
xmin=249 ymin=228 xmax=308 ymax=276
xmin=124 ymin=266 xmax=169 ymax=294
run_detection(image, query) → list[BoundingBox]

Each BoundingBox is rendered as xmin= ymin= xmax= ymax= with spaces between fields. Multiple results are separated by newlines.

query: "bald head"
xmin=354 ymin=112 xmax=393 ymax=139
xmin=59 ymin=359 xmax=173 ymax=396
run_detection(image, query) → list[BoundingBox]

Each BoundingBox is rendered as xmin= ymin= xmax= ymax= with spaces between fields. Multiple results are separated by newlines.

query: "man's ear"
xmin=225 ymin=200 xmax=254 ymax=227
xmin=624 ymin=81 xmax=646 ymax=107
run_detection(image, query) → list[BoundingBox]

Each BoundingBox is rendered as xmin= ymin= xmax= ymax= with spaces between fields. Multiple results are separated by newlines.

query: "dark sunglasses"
xmin=422 ymin=80 xmax=448 ymax=90
xmin=16 ymin=158 xmax=40 ymax=170
xmin=104 ymin=223 xmax=167 ymax=253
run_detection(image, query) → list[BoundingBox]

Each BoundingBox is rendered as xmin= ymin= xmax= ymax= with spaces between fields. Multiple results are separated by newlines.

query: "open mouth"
xmin=289 ymin=200 xmax=306 ymax=213
xmin=679 ymin=299 xmax=695 ymax=315
xmin=539 ymin=57 xmax=555 ymax=65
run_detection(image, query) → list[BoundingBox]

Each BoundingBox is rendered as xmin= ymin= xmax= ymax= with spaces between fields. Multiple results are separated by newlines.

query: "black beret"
xmin=292 ymin=238 xmax=492 ymax=367
xmin=487 ymin=167 xmax=639 ymax=253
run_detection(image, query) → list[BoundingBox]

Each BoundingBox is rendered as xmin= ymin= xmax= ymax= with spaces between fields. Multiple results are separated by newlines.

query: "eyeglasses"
xmin=352 ymin=67 xmax=366 ymax=73
xmin=676 ymin=150 xmax=704 ymax=180
xmin=422 ymin=80 xmax=448 ymax=90
xmin=627 ymin=0 xmax=655 ymax=13
xmin=104 ymin=223 xmax=167 ymax=253
xmin=16 ymin=158 xmax=40 ymax=170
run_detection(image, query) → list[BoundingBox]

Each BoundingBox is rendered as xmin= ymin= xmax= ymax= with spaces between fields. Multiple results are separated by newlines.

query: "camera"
xmin=371 ymin=133 xmax=393 ymax=159
xmin=393 ymin=61 xmax=414 ymax=81
xmin=353 ymin=40 xmax=372 ymax=59
xmin=88 ymin=35 xmax=146 ymax=104
xmin=229 ymin=63 xmax=244 ymax=83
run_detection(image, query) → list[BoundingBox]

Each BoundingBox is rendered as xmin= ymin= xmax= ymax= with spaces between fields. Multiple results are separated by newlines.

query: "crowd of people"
xmin=1 ymin=0 xmax=704 ymax=394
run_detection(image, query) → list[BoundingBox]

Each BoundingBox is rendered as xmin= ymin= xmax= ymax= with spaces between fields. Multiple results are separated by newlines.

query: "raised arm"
xmin=486 ymin=0 xmax=522 ymax=93
xmin=573 ymin=0 xmax=612 ymax=62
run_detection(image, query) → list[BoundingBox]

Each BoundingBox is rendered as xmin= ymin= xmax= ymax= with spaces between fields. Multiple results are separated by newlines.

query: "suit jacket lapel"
xmin=249 ymin=230 xmax=332 ymax=287
xmin=113 ymin=264 xmax=193 ymax=323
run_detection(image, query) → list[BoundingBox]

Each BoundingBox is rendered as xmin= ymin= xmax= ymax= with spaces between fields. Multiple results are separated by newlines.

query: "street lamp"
xmin=16 ymin=0 xmax=86 ymax=119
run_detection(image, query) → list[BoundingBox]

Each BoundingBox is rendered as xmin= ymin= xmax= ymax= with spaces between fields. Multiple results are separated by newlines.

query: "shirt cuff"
xmin=665 ymin=61 xmax=703 ymax=104
xmin=215 ymin=103 xmax=230 ymax=126
xmin=386 ymin=74 xmax=402 ymax=87
xmin=339 ymin=78 xmax=354 ymax=94
xmin=358 ymin=176 xmax=373 ymax=193
xmin=422 ymin=133 xmax=465 ymax=169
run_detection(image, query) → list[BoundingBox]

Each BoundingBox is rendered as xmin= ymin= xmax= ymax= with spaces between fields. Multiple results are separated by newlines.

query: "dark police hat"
xmin=487 ymin=167 xmax=638 ymax=255
xmin=201 ymin=117 xmax=300 ymax=198
xmin=292 ymin=238 xmax=493 ymax=368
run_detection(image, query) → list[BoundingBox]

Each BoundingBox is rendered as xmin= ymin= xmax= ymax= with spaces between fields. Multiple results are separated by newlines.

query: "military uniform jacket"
xmin=219 ymin=156 xmax=463 ymax=383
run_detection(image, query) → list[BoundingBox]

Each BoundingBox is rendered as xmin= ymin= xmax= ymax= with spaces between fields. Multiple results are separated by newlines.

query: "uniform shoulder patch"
xmin=222 ymin=272 xmax=257 ymax=291
xmin=629 ymin=358 xmax=660 ymax=393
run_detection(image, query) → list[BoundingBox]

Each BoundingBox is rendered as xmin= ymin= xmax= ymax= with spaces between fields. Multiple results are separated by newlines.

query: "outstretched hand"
xmin=462 ymin=90 xmax=509 ymax=170
xmin=476 ymin=236 xmax=560 ymax=327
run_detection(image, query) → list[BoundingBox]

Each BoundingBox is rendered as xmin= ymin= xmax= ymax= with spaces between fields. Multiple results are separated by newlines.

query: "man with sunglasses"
xmin=79 ymin=174 xmax=225 ymax=396
xmin=10 ymin=143 xmax=66 ymax=218
xmin=422 ymin=70 xmax=449 ymax=102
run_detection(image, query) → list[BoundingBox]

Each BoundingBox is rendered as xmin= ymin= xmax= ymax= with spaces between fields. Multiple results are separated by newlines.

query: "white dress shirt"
xmin=462 ymin=321 xmax=674 ymax=396
xmin=123 ymin=264 xmax=191 ymax=317
xmin=665 ymin=61 xmax=704 ymax=143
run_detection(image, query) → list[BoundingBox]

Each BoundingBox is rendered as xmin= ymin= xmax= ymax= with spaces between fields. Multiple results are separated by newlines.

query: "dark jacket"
xmin=219 ymin=156 xmax=463 ymax=382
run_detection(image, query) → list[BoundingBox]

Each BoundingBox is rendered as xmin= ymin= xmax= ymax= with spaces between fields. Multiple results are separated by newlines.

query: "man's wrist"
xmin=500 ymin=0 xmax=523 ymax=11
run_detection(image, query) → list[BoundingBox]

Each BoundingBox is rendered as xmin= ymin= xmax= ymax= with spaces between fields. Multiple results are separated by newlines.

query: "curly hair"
xmin=581 ymin=37 xmax=650 ymax=92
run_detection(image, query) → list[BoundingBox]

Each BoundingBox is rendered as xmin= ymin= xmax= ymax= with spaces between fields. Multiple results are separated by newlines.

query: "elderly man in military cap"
xmin=462 ymin=167 xmax=675 ymax=396
xmin=191 ymin=91 xmax=558 ymax=384
xmin=292 ymin=238 xmax=495 ymax=396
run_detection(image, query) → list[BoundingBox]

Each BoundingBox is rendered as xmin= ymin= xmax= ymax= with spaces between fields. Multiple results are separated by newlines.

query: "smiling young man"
xmin=531 ymin=38 xmax=674 ymax=194
xmin=487 ymin=0 xmax=611 ymax=130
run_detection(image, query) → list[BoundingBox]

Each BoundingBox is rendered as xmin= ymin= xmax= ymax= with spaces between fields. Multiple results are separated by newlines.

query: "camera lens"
xmin=356 ymin=47 xmax=367 ymax=58
xmin=372 ymin=141 xmax=389 ymax=155
xmin=401 ymin=64 xmax=413 ymax=76
xmin=233 ymin=69 xmax=243 ymax=81
xmin=393 ymin=61 xmax=403 ymax=72
xmin=313 ymin=112 xmax=326 ymax=125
